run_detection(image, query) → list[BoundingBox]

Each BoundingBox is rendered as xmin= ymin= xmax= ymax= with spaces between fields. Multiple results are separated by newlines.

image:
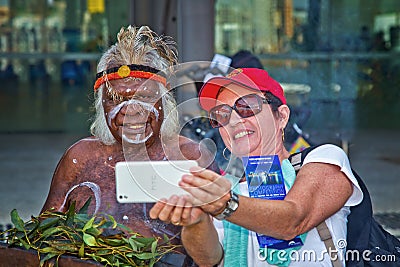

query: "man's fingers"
xmin=149 ymin=198 xmax=167 ymax=219
xmin=157 ymin=195 xmax=178 ymax=222
xmin=181 ymin=202 xmax=193 ymax=222
xmin=170 ymin=196 xmax=186 ymax=225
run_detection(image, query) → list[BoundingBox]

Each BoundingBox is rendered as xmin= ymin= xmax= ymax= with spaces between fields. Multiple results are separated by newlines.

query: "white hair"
xmin=90 ymin=25 xmax=179 ymax=144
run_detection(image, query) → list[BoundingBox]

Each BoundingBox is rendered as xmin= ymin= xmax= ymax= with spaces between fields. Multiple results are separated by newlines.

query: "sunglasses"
xmin=209 ymin=94 xmax=271 ymax=128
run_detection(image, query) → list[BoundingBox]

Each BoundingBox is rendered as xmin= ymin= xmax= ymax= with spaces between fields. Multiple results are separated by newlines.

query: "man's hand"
xmin=149 ymin=195 xmax=206 ymax=227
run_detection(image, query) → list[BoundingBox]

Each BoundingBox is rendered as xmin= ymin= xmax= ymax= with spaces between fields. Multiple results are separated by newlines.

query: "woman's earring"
xmin=282 ymin=129 xmax=285 ymax=142
xmin=223 ymin=147 xmax=230 ymax=160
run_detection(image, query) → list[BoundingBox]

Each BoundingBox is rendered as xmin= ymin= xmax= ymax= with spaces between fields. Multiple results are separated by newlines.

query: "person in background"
xmin=230 ymin=50 xmax=264 ymax=69
xmin=150 ymin=68 xmax=363 ymax=266
xmin=41 ymin=25 xmax=216 ymax=266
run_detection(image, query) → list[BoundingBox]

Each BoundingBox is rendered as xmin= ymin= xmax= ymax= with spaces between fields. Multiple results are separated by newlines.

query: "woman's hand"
xmin=179 ymin=166 xmax=232 ymax=216
xmin=150 ymin=166 xmax=233 ymax=224
xmin=149 ymin=195 xmax=206 ymax=227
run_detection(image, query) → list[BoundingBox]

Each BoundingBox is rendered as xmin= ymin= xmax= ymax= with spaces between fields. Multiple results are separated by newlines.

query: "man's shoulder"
xmin=64 ymin=136 xmax=119 ymax=159
xmin=68 ymin=136 xmax=112 ymax=148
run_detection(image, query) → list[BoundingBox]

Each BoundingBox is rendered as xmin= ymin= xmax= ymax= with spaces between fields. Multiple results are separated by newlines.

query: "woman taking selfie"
xmin=150 ymin=68 xmax=363 ymax=267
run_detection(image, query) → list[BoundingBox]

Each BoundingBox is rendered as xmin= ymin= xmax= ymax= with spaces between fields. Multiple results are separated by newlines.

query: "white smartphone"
xmin=115 ymin=160 xmax=198 ymax=203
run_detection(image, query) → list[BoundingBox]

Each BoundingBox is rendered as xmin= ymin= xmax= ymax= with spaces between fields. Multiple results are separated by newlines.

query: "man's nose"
xmin=120 ymin=103 xmax=144 ymax=116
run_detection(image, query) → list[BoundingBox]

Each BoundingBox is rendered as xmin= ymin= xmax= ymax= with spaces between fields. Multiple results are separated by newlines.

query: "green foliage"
xmin=0 ymin=200 xmax=180 ymax=267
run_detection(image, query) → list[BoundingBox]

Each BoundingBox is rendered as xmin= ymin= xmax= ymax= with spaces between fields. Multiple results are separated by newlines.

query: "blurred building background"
xmin=0 ymin=0 xmax=398 ymax=136
xmin=0 ymin=0 xmax=399 ymax=234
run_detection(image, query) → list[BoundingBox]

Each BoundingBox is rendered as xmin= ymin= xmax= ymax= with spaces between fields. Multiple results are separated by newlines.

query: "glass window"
xmin=215 ymin=0 xmax=400 ymax=137
xmin=0 ymin=0 xmax=129 ymax=133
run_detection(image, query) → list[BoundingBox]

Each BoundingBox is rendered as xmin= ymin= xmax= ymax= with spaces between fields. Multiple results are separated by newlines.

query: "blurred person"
xmin=150 ymin=68 xmax=363 ymax=266
xmin=372 ymin=31 xmax=389 ymax=52
xmin=230 ymin=50 xmax=264 ymax=69
xmin=358 ymin=25 xmax=372 ymax=52
xmin=41 ymin=25 xmax=216 ymax=263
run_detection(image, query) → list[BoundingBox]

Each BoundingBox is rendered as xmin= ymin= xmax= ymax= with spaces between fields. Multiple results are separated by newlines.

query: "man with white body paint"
xmin=41 ymin=26 xmax=216 ymax=255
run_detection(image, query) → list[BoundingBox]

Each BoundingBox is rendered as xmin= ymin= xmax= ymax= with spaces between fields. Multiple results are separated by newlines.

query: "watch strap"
xmin=214 ymin=191 xmax=239 ymax=220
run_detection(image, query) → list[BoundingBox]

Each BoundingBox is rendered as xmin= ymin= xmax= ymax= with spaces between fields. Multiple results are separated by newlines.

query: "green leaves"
xmin=1 ymin=200 xmax=180 ymax=266
xmin=82 ymin=233 xmax=97 ymax=247
xmin=11 ymin=209 xmax=25 ymax=232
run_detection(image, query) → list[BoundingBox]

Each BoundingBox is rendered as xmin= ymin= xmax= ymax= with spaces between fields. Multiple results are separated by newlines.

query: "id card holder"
xmin=242 ymin=155 xmax=303 ymax=250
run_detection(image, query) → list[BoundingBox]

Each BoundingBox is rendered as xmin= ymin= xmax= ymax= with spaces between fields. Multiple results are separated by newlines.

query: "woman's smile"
xmin=233 ymin=129 xmax=254 ymax=140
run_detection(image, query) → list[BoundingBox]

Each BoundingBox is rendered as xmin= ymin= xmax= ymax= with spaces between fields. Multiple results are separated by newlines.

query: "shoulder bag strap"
xmin=316 ymin=222 xmax=343 ymax=267
xmin=290 ymin=146 xmax=343 ymax=267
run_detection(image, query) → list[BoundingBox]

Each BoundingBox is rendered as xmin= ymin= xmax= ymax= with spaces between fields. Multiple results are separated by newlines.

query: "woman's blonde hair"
xmin=90 ymin=25 xmax=179 ymax=145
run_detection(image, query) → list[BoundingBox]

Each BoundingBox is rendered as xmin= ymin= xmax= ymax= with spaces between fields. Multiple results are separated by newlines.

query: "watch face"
xmin=228 ymin=193 xmax=239 ymax=211
xmin=232 ymin=201 xmax=239 ymax=210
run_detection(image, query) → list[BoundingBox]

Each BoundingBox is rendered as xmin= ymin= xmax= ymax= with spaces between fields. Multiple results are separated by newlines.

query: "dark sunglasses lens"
xmin=209 ymin=105 xmax=232 ymax=128
xmin=235 ymin=95 xmax=262 ymax=118
xmin=209 ymin=118 xmax=221 ymax=128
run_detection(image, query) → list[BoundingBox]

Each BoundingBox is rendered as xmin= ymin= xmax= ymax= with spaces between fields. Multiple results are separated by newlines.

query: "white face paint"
xmin=107 ymin=99 xmax=160 ymax=144
xmin=122 ymin=131 xmax=153 ymax=144
xmin=107 ymin=99 xmax=160 ymax=126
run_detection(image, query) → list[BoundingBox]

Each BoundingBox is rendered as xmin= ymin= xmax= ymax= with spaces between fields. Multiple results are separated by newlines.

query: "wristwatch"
xmin=214 ymin=191 xmax=239 ymax=220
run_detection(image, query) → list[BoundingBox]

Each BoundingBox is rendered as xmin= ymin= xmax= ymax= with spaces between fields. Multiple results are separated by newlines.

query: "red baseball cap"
xmin=198 ymin=68 xmax=286 ymax=111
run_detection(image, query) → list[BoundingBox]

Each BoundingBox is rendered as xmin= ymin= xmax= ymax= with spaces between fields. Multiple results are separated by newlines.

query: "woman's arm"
xmin=180 ymin=161 xmax=353 ymax=240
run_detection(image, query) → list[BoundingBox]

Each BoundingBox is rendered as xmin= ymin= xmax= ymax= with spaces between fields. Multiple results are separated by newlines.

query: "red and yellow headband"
xmin=93 ymin=64 xmax=167 ymax=91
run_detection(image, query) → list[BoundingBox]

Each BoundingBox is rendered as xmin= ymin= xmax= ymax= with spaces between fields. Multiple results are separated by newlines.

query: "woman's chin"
xmin=231 ymin=146 xmax=253 ymax=157
xmin=233 ymin=144 xmax=276 ymax=157
xmin=231 ymin=138 xmax=259 ymax=156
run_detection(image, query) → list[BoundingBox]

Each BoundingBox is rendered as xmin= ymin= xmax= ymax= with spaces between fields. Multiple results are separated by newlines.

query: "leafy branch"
xmin=0 ymin=200 xmax=180 ymax=267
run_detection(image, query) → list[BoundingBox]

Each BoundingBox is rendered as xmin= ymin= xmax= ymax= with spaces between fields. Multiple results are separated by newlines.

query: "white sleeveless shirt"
xmin=214 ymin=144 xmax=363 ymax=266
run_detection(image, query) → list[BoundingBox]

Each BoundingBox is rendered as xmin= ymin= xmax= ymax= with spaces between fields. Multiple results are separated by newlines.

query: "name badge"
xmin=242 ymin=155 xmax=303 ymax=250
